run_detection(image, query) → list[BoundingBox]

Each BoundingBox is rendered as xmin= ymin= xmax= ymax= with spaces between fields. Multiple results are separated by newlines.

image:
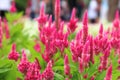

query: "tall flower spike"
xmin=0 ymin=17 xmax=3 ymax=48
xmin=18 ymin=49 xmax=30 ymax=74
xmin=8 ymin=43 xmax=19 ymax=61
xmin=78 ymin=57 xmax=84 ymax=73
xmin=64 ymin=54 xmax=70 ymax=75
xmin=3 ymin=18 xmax=10 ymax=39
xmin=82 ymin=40 xmax=90 ymax=65
xmin=104 ymin=64 xmax=112 ymax=80
xmin=68 ymin=8 xmax=78 ymax=33
xmin=25 ymin=62 xmax=41 ymax=80
xmin=113 ymin=10 xmax=119 ymax=28
xmin=36 ymin=2 xmax=47 ymax=31
xmin=89 ymin=36 xmax=94 ymax=64
xmin=82 ymin=10 xmax=88 ymax=44
xmin=99 ymin=24 xmax=103 ymax=39
xmin=55 ymin=0 xmax=60 ymax=30
xmin=42 ymin=60 xmax=54 ymax=80
xmin=10 ymin=1 xmax=17 ymax=13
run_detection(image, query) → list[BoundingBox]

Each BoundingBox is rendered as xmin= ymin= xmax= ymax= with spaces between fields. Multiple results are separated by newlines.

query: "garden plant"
xmin=0 ymin=0 xmax=120 ymax=80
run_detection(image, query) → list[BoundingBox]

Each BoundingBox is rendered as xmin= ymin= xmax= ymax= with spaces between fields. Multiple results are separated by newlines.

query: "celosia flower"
xmin=36 ymin=2 xmax=47 ymax=31
xmin=89 ymin=35 xmax=94 ymax=64
xmin=25 ymin=62 xmax=41 ymax=80
xmin=83 ymin=74 xmax=88 ymax=79
xmin=42 ymin=40 xmax=57 ymax=62
xmin=10 ymin=1 xmax=17 ymax=13
xmin=98 ymin=46 xmax=111 ymax=71
xmin=67 ymin=8 xmax=78 ymax=33
xmin=78 ymin=57 xmax=84 ymax=73
xmin=99 ymin=24 xmax=103 ymax=39
xmin=42 ymin=60 xmax=54 ymax=80
xmin=0 ymin=17 xmax=3 ymax=48
xmin=8 ymin=43 xmax=19 ymax=61
xmin=82 ymin=10 xmax=88 ymax=44
xmin=113 ymin=10 xmax=119 ymax=28
xmin=55 ymin=0 xmax=60 ymax=30
xmin=82 ymin=41 xmax=90 ymax=65
xmin=70 ymin=30 xmax=83 ymax=62
xmin=55 ymin=22 xmax=68 ymax=53
xmin=64 ymin=54 xmax=70 ymax=75
xmin=3 ymin=18 xmax=10 ymax=39
xmin=34 ymin=43 xmax=41 ymax=52
xmin=104 ymin=64 xmax=112 ymax=80
xmin=90 ymin=76 xmax=95 ymax=80
xmin=18 ymin=49 xmax=30 ymax=74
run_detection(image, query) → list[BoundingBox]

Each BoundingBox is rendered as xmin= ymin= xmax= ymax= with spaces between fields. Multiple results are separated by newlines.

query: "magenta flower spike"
xmin=82 ymin=10 xmax=88 ymax=44
xmin=68 ymin=8 xmax=78 ymax=33
xmin=10 ymin=1 xmax=17 ymax=13
xmin=89 ymin=36 xmax=94 ymax=64
xmin=0 ymin=17 xmax=3 ymax=48
xmin=18 ymin=49 xmax=30 ymax=74
xmin=36 ymin=2 xmax=47 ymax=31
xmin=82 ymin=41 xmax=90 ymax=64
xmin=3 ymin=18 xmax=10 ymax=39
xmin=25 ymin=62 xmax=41 ymax=80
xmin=55 ymin=0 xmax=60 ymax=30
xmin=99 ymin=24 xmax=103 ymax=39
xmin=34 ymin=43 xmax=41 ymax=52
xmin=104 ymin=64 xmax=112 ymax=80
xmin=42 ymin=60 xmax=54 ymax=80
xmin=113 ymin=10 xmax=120 ymax=28
xmin=64 ymin=54 xmax=70 ymax=75
xmin=8 ymin=43 xmax=19 ymax=61
xmin=78 ymin=57 xmax=84 ymax=73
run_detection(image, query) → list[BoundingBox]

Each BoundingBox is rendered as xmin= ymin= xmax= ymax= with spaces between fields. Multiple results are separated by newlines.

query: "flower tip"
xmin=83 ymin=10 xmax=88 ymax=25
xmin=71 ymin=8 xmax=76 ymax=19
xmin=12 ymin=43 xmax=16 ymax=51
xmin=99 ymin=23 xmax=103 ymax=34
xmin=115 ymin=10 xmax=119 ymax=19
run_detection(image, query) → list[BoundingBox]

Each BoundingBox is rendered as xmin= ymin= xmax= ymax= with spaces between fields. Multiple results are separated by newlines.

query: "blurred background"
xmin=0 ymin=0 xmax=120 ymax=23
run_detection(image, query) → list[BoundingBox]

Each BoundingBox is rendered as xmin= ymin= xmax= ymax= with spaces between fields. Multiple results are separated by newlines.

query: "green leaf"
xmin=54 ymin=72 xmax=65 ymax=80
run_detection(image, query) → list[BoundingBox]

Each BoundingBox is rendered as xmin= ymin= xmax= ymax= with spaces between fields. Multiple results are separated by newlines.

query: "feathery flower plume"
xmin=34 ymin=43 xmax=41 ymax=52
xmin=64 ymin=54 xmax=70 ymax=75
xmin=113 ymin=10 xmax=119 ymax=28
xmin=68 ymin=8 xmax=78 ymax=33
xmin=0 ymin=17 xmax=3 ymax=48
xmin=55 ymin=0 xmax=60 ymax=30
xmin=78 ymin=57 xmax=84 ymax=73
xmin=8 ymin=43 xmax=19 ymax=61
xmin=36 ymin=2 xmax=47 ymax=31
xmin=10 ymin=1 xmax=17 ymax=13
xmin=82 ymin=10 xmax=88 ymax=44
xmin=104 ymin=64 xmax=112 ymax=80
xmin=18 ymin=49 xmax=30 ymax=74
xmin=89 ymin=36 xmax=94 ymax=64
xmin=99 ymin=24 xmax=103 ymax=39
xmin=25 ymin=62 xmax=41 ymax=80
xmin=42 ymin=60 xmax=54 ymax=80
xmin=82 ymin=40 xmax=90 ymax=65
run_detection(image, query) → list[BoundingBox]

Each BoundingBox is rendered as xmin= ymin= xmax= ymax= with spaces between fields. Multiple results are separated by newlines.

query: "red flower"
xmin=104 ymin=64 xmax=112 ymax=80
xmin=34 ymin=43 xmax=41 ymax=52
xmin=42 ymin=61 xmax=54 ymax=80
xmin=64 ymin=54 xmax=70 ymax=75
xmin=0 ymin=17 xmax=3 ymax=48
xmin=18 ymin=50 xmax=30 ymax=74
xmin=8 ymin=43 xmax=19 ymax=61
xmin=68 ymin=8 xmax=78 ymax=33
xmin=10 ymin=1 xmax=17 ymax=13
